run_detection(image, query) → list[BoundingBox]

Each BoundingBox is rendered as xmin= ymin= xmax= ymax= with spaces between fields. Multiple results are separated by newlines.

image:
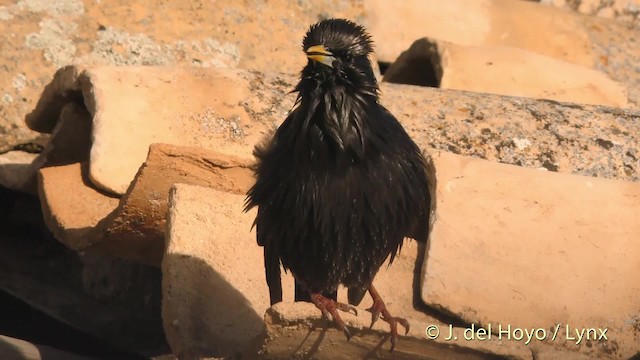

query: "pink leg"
xmin=366 ymin=284 xmax=410 ymax=351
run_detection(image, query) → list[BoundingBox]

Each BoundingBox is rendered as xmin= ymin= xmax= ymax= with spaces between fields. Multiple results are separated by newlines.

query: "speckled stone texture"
xmin=24 ymin=67 xmax=640 ymax=199
xmin=378 ymin=85 xmax=640 ymax=183
xmin=0 ymin=0 xmax=365 ymax=153
xmin=540 ymin=0 xmax=640 ymax=26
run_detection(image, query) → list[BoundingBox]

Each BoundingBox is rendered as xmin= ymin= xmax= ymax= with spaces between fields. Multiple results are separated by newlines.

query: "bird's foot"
xmin=310 ymin=292 xmax=358 ymax=340
xmin=366 ymin=285 xmax=410 ymax=351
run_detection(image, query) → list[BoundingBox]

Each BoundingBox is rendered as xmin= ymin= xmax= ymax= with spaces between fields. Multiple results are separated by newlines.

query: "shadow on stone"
xmin=162 ymin=253 xmax=265 ymax=359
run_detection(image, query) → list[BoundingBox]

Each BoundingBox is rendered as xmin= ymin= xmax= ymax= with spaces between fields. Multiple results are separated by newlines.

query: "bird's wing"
xmin=378 ymin=106 xmax=432 ymax=244
xmin=407 ymin=154 xmax=432 ymax=243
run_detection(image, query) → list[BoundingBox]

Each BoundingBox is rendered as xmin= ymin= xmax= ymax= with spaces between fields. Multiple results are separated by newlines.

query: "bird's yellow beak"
xmin=306 ymin=45 xmax=336 ymax=68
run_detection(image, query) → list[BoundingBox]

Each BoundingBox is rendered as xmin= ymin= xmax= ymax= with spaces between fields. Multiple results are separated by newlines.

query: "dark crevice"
xmin=0 ymin=289 xmax=147 ymax=360
xmin=384 ymin=55 xmax=440 ymax=87
xmin=0 ymin=186 xmax=165 ymax=359
xmin=377 ymin=61 xmax=391 ymax=76
xmin=382 ymin=38 xmax=443 ymax=88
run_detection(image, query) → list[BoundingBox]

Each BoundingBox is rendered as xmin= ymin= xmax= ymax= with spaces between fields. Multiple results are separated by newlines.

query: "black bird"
xmin=245 ymin=18 xmax=431 ymax=350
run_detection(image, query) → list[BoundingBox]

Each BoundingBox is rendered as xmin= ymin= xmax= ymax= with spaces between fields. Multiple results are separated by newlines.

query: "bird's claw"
xmin=319 ymin=309 xmax=331 ymax=321
xmin=310 ymin=293 xmax=355 ymax=341
xmin=336 ymin=303 xmax=358 ymax=316
xmin=398 ymin=317 xmax=410 ymax=335
xmin=343 ymin=326 xmax=352 ymax=341
xmin=366 ymin=305 xmax=380 ymax=329
xmin=387 ymin=319 xmax=408 ymax=352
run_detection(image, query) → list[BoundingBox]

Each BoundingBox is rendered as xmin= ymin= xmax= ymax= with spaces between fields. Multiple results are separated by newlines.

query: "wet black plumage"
xmin=245 ymin=19 xmax=430 ymax=347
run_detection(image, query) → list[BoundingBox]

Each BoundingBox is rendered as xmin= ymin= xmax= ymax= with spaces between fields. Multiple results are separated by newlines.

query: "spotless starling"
xmin=245 ymin=18 xmax=431 ymax=350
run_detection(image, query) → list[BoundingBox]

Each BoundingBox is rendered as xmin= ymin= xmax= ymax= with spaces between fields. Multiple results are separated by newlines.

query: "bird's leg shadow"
xmin=363 ymin=333 xmax=391 ymax=359
xmin=291 ymin=326 xmax=327 ymax=359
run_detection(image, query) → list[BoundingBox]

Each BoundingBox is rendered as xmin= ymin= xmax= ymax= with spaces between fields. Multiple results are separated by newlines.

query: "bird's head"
xmin=300 ymin=19 xmax=378 ymax=95
xmin=288 ymin=19 xmax=380 ymax=160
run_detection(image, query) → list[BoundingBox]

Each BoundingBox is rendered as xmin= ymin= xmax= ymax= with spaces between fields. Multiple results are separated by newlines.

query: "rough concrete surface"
xmin=261 ymin=303 xmax=600 ymax=360
xmin=422 ymin=151 xmax=640 ymax=359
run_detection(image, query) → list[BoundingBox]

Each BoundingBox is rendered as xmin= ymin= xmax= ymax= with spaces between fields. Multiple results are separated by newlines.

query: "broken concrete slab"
xmin=422 ymin=151 xmax=640 ymax=359
xmin=94 ymin=143 xmax=254 ymax=266
xmin=25 ymin=66 xmax=640 ymax=200
xmin=37 ymin=162 xmax=119 ymax=250
xmin=383 ymin=38 xmax=628 ymax=108
xmin=365 ymin=0 xmax=640 ymax=108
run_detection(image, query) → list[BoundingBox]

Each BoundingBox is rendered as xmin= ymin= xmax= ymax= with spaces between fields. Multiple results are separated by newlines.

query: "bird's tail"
xmin=264 ymin=246 xmax=283 ymax=305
